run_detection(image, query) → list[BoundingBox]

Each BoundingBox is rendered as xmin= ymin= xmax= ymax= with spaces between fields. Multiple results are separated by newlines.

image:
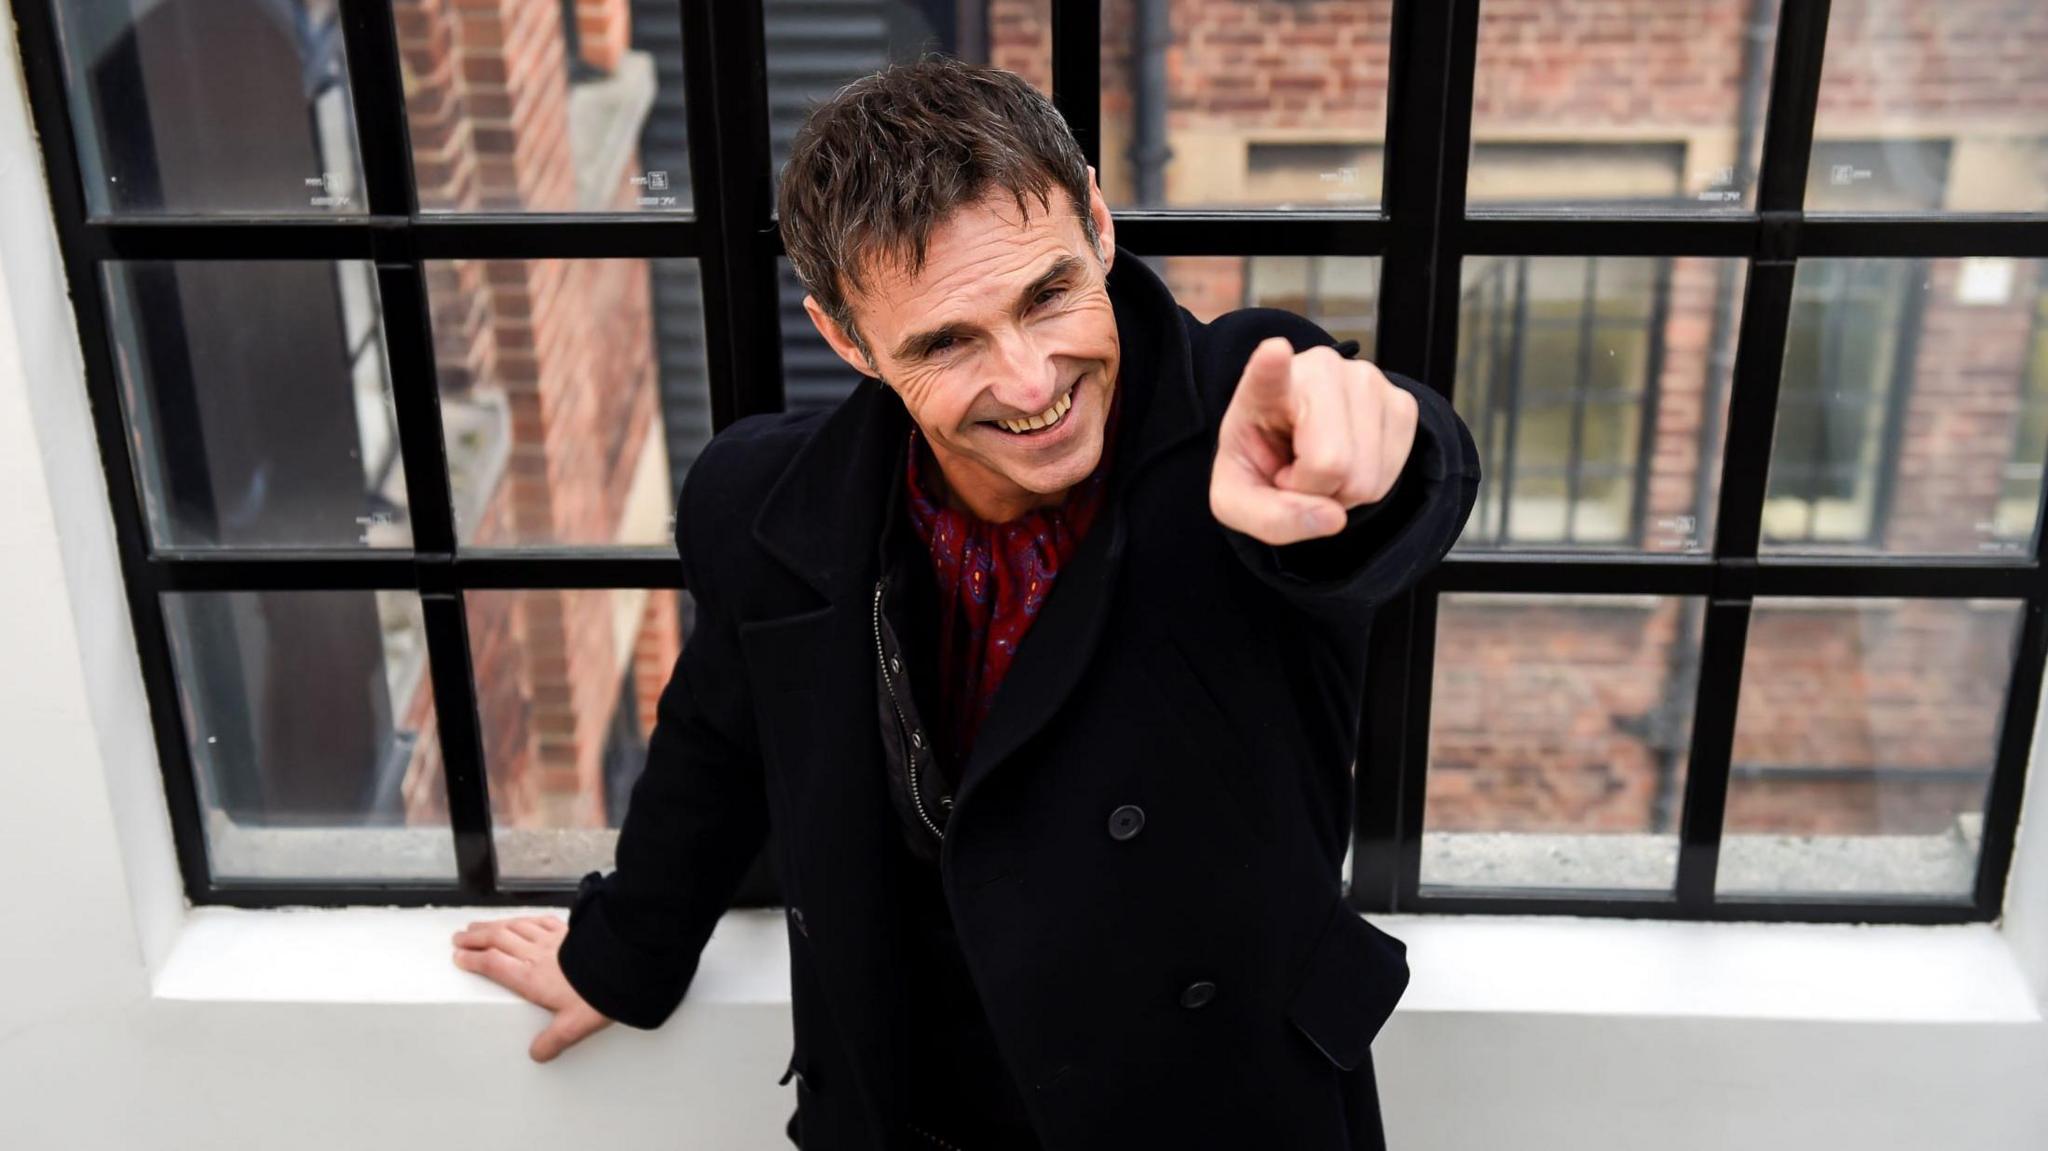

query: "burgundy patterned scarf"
xmin=904 ymin=381 xmax=1124 ymax=773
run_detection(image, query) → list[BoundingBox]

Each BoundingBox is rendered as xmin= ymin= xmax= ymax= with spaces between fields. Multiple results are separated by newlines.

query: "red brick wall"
xmin=1883 ymin=261 xmax=2044 ymax=555
xmin=1816 ymin=0 xmax=2048 ymax=121
xmin=1473 ymin=0 xmax=1754 ymax=130
xmin=1428 ymin=597 xmax=1685 ymax=834
xmin=1725 ymin=599 xmax=2020 ymax=834
xmin=989 ymin=0 xmax=1053 ymax=93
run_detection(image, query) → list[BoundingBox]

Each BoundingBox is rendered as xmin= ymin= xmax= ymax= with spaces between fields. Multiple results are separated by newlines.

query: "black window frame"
xmin=15 ymin=0 xmax=2047 ymax=925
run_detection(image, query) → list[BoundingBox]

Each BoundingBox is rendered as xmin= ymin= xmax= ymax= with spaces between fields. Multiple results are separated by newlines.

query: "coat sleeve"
xmin=556 ymin=435 xmax=772 ymax=1030
xmin=1205 ymin=308 xmax=1482 ymax=632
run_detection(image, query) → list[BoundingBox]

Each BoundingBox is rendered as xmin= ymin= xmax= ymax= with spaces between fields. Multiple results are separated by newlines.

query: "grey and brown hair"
xmin=777 ymin=54 xmax=1100 ymax=363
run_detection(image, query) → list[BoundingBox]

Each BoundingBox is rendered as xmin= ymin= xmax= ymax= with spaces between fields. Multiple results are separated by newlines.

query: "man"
xmin=452 ymin=56 xmax=1480 ymax=1150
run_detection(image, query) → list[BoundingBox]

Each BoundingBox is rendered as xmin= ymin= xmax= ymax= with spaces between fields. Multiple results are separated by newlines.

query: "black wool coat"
xmin=559 ymin=247 xmax=1483 ymax=1150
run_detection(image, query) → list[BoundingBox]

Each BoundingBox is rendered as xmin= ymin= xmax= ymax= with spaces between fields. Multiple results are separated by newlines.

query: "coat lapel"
xmin=746 ymin=249 xmax=1209 ymax=831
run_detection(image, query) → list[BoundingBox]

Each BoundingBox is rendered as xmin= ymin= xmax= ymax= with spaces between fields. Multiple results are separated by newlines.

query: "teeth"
xmin=996 ymin=389 xmax=1072 ymax=435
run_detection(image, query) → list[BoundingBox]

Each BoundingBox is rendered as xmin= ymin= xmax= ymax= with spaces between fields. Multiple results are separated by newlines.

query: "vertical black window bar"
xmin=1355 ymin=0 xmax=1478 ymax=914
xmin=1052 ymin=0 xmax=1103 ymax=170
xmin=698 ymin=0 xmax=782 ymax=422
xmin=338 ymin=0 xmax=497 ymax=898
xmin=1674 ymin=0 xmax=1835 ymax=916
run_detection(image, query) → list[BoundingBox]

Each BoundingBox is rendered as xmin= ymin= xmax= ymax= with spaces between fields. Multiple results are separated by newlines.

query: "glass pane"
xmin=1720 ymin=597 xmax=2022 ymax=899
xmin=1469 ymin=2 xmax=1774 ymax=211
xmin=1997 ymin=269 xmax=2048 ymax=546
xmin=424 ymin=258 xmax=710 ymax=548
xmin=1762 ymin=258 xmax=2048 ymax=558
xmin=1810 ymin=0 xmax=2048 ymax=213
xmin=1424 ymin=592 xmax=1706 ymax=894
xmin=53 ymin=0 xmax=367 ymax=216
xmin=102 ymin=260 xmax=409 ymax=550
xmin=1145 ymin=256 xmax=1380 ymax=356
xmin=766 ymin=1 xmax=1053 ymax=211
xmin=162 ymin=590 xmax=453 ymax=883
xmin=394 ymin=0 xmax=692 ymax=213
xmin=1452 ymin=256 xmax=1745 ymax=553
xmin=469 ymin=588 xmax=689 ymax=880
xmin=1100 ymin=2 xmax=1390 ymax=210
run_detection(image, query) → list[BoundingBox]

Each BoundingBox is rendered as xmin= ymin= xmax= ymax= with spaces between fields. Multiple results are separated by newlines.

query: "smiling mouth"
xmin=984 ymin=383 xmax=1076 ymax=436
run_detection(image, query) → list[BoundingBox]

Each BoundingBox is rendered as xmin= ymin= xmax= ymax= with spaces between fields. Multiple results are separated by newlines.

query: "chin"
xmin=1026 ymin=429 xmax=1106 ymax=495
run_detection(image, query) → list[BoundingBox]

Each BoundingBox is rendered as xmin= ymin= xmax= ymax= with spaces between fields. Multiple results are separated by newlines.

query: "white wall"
xmin=0 ymin=2 xmax=2042 ymax=1147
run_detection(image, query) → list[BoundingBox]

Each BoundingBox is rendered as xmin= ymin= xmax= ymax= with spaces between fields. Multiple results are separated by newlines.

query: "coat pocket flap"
xmin=1284 ymin=899 xmax=1411 ymax=1071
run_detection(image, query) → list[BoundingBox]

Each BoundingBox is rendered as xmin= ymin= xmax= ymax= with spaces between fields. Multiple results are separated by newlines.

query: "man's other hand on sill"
xmin=452 ymin=914 xmax=616 ymax=1062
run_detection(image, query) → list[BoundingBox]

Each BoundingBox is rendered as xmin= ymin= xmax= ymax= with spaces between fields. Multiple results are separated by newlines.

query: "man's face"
xmin=803 ymin=169 xmax=1121 ymax=523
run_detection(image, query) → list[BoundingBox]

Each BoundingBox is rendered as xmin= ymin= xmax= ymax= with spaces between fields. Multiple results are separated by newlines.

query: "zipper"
xmin=874 ymin=577 xmax=944 ymax=841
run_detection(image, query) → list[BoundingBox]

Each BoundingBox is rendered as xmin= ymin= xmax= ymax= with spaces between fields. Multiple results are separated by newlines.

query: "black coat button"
xmin=1107 ymin=804 xmax=1146 ymax=840
xmin=1180 ymin=980 xmax=1217 ymax=1009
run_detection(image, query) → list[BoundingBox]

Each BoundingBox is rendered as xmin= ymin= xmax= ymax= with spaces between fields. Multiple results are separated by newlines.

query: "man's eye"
xmin=926 ymin=334 xmax=958 ymax=354
xmin=1034 ymin=287 xmax=1068 ymax=308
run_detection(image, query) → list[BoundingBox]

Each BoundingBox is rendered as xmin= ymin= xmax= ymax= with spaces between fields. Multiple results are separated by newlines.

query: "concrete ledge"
xmin=153 ymin=903 xmax=2041 ymax=1029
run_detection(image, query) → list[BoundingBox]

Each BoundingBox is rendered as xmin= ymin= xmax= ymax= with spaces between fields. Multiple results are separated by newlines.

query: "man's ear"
xmin=802 ymin=294 xmax=880 ymax=379
xmin=1085 ymin=164 xmax=1115 ymax=272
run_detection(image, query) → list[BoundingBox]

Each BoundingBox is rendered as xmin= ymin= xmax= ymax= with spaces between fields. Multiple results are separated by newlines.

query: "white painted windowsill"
xmin=153 ymin=904 xmax=2044 ymax=1028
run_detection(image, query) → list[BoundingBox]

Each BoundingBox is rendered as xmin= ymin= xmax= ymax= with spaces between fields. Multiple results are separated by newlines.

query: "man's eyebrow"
xmin=890 ymin=255 xmax=1087 ymax=362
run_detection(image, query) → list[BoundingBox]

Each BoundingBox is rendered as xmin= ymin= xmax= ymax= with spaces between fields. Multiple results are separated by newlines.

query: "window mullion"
xmin=1051 ymin=0 xmax=1103 ymax=171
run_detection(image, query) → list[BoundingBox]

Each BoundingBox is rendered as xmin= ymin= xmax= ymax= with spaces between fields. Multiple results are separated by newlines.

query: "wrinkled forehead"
xmin=848 ymin=188 xmax=1096 ymax=324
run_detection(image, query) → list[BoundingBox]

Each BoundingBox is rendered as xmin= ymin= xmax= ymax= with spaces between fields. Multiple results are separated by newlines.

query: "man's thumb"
xmin=531 ymin=1017 xmax=582 ymax=1063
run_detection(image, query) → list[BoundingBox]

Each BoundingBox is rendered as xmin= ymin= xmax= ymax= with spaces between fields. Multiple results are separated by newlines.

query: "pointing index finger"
xmin=1235 ymin=336 xmax=1297 ymax=421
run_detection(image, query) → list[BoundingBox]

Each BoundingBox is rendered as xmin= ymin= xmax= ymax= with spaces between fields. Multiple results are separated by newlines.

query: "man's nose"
xmin=987 ymin=330 xmax=1062 ymax=414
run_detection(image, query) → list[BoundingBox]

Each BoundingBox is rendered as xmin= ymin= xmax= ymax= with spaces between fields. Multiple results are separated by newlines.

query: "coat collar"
xmin=748 ymin=244 xmax=1204 ymax=600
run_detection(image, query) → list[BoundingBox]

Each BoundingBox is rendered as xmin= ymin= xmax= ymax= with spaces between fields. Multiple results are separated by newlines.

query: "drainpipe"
xmin=1131 ymin=0 xmax=1171 ymax=205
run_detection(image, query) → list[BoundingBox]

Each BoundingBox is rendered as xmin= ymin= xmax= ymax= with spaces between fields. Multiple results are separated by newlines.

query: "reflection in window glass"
xmin=53 ymin=0 xmax=367 ymax=216
xmin=767 ymin=0 xmax=1052 ymax=210
xmin=1762 ymin=258 xmax=2048 ymax=557
xmin=424 ymin=258 xmax=710 ymax=548
xmin=1811 ymin=0 xmax=2048 ymax=213
xmin=102 ymin=260 xmax=409 ymax=550
xmin=1720 ymin=597 xmax=2022 ymax=899
xmin=1424 ymin=593 xmax=1705 ymax=895
xmin=1470 ymin=0 xmax=1774 ymax=211
xmin=1100 ymin=2 xmax=1391 ymax=210
xmin=1453 ymin=256 xmax=1744 ymax=553
xmin=393 ymin=0 xmax=691 ymax=213
xmin=469 ymin=588 xmax=689 ymax=880
xmin=163 ymin=589 xmax=452 ymax=883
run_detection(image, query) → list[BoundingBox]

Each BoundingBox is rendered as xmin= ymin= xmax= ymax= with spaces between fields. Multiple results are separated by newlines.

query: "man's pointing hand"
xmin=1209 ymin=336 xmax=1420 ymax=546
